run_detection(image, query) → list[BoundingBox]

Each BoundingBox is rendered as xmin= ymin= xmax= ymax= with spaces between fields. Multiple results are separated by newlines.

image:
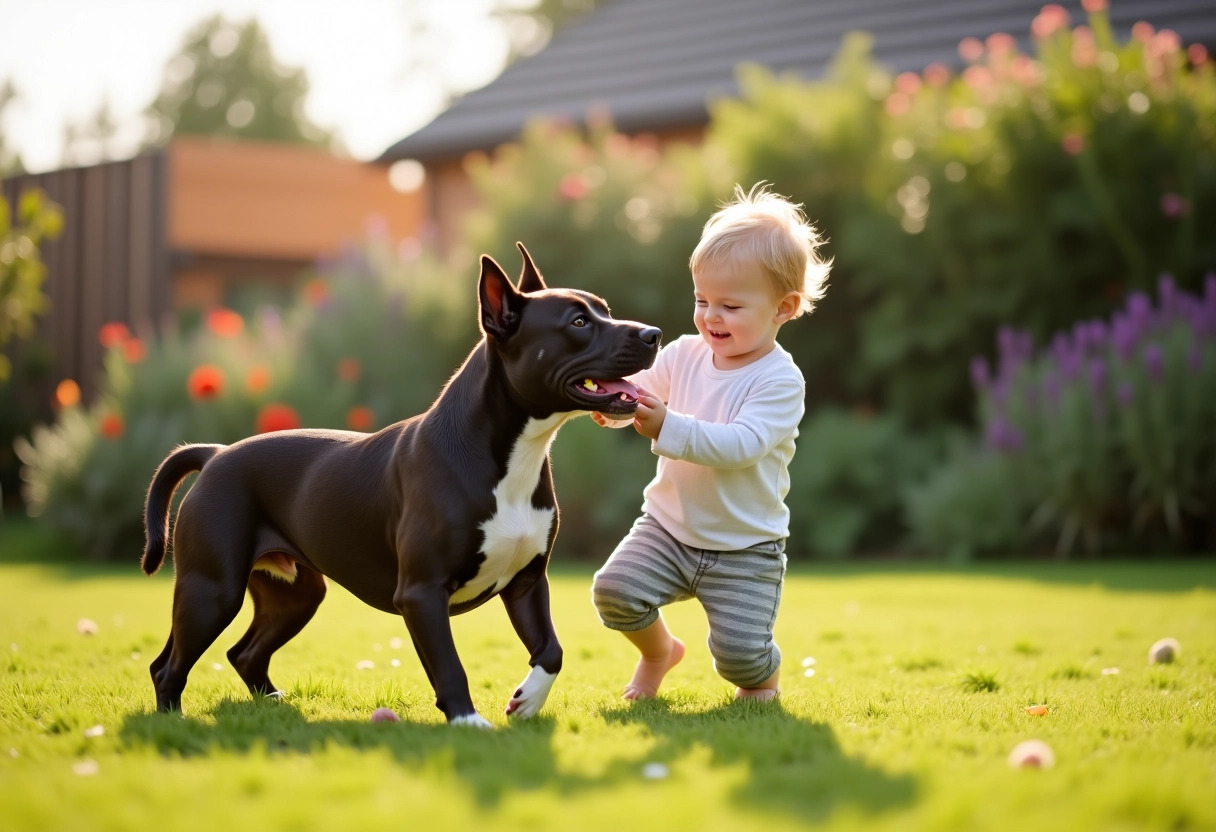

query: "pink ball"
xmin=370 ymin=707 xmax=400 ymax=723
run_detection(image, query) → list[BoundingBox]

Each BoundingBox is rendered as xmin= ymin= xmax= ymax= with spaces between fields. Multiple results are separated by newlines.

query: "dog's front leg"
xmin=393 ymin=582 xmax=491 ymax=728
xmin=500 ymin=557 xmax=562 ymax=719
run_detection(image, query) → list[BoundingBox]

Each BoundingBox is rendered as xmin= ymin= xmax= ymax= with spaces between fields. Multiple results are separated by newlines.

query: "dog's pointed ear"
xmin=479 ymin=254 xmax=524 ymax=340
xmin=516 ymin=242 xmax=547 ymax=293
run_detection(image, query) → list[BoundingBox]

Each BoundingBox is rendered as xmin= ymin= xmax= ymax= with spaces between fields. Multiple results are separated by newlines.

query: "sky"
xmin=0 ymin=0 xmax=515 ymax=173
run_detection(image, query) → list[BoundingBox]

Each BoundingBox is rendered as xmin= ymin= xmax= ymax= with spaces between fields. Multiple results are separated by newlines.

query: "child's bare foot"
xmin=735 ymin=686 xmax=779 ymax=701
xmin=622 ymin=638 xmax=685 ymax=700
xmin=735 ymin=669 xmax=780 ymax=701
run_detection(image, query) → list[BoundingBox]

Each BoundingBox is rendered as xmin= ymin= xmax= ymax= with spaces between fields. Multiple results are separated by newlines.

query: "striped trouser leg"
xmin=591 ymin=515 xmax=697 ymax=632
xmin=696 ymin=540 xmax=786 ymax=689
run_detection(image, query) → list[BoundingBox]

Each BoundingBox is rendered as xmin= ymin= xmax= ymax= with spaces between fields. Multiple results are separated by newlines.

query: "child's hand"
xmin=632 ymin=393 xmax=667 ymax=440
xmin=590 ymin=411 xmax=624 ymax=427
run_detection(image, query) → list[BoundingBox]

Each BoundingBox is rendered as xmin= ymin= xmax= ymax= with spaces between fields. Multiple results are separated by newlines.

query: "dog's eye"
xmin=571 ymin=316 xmax=588 ymax=328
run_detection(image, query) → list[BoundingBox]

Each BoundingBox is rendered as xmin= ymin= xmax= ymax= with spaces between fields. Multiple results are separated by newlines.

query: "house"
xmin=379 ymin=0 xmax=1216 ymax=252
xmin=1 ymin=137 xmax=422 ymax=399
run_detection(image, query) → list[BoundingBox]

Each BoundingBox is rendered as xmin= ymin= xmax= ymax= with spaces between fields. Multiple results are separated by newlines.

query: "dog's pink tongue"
xmin=596 ymin=379 xmax=640 ymax=398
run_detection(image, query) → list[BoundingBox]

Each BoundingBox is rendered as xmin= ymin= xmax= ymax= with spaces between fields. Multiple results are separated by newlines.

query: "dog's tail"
xmin=142 ymin=444 xmax=222 ymax=576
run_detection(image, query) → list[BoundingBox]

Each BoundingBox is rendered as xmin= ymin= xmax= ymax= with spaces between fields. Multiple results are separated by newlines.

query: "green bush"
xmin=785 ymin=408 xmax=939 ymax=558
xmin=904 ymin=440 xmax=1027 ymax=562
xmin=910 ymin=275 xmax=1216 ymax=559
xmin=708 ymin=9 xmax=1216 ymax=424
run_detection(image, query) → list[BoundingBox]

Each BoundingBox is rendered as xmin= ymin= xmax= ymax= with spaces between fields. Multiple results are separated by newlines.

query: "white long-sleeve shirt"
xmin=616 ymin=334 xmax=805 ymax=550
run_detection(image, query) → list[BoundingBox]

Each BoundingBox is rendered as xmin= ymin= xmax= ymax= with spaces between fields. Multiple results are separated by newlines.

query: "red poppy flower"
xmin=206 ymin=308 xmax=244 ymax=338
xmin=256 ymin=403 xmax=301 ymax=434
xmin=99 ymin=322 xmax=131 ymax=349
xmin=346 ymin=405 xmax=374 ymax=431
xmin=245 ymin=365 xmax=271 ymax=394
xmin=337 ymin=357 xmax=362 ymax=382
xmin=55 ymin=379 xmax=81 ymax=409
xmin=123 ymin=338 xmax=146 ymax=363
xmin=188 ymin=365 xmax=225 ymax=399
xmin=304 ymin=279 xmax=330 ymax=306
xmin=100 ymin=412 xmax=124 ymax=439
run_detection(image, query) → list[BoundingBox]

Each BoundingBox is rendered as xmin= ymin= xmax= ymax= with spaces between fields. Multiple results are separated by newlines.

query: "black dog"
xmin=141 ymin=243 xmax=660 ymax=726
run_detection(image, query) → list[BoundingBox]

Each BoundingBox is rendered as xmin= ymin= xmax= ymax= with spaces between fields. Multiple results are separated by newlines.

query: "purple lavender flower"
xmin=1111 ymin=314 xmax=1137 ymax=359
xmin=1144 ymin=344 xmax=1165 ymax=383
xmin=1089 ymin=358 xmax=1106 ymax=393
xmin=985 ymin=416 xmax=1024 ymax=453
xmin=1127 ymin=292 xmax=1152 ymax=329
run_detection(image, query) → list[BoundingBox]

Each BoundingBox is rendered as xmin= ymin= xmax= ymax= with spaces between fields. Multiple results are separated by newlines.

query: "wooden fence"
xmin=2 ymin=150 xmax=170 ymax=401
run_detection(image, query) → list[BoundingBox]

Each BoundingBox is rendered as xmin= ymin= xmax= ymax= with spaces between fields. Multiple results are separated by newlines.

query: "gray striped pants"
xmin=591 ymin=514 xmax=786 ymax=688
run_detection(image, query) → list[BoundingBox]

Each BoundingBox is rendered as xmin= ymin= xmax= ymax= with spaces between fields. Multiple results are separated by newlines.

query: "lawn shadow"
xmin=600 ymin=697 xmax=917 ymax=824
xmin=118 ymin=696 xmax=576 ymax=808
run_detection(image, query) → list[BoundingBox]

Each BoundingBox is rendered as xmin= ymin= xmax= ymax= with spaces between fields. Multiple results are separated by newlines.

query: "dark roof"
xmin=381 ymin=0 xmax=1216 ymax=162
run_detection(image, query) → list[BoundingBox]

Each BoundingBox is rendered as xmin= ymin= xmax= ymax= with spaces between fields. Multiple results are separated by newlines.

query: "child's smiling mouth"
xmin=708 ymin=329 xmax=730 ymax=340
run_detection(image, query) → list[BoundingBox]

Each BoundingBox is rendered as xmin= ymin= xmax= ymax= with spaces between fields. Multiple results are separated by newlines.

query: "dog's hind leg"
xmin=153 ymin=571 xmax=247 ymax=713
xmin=226 ymin=564 xmax=326 ymax=699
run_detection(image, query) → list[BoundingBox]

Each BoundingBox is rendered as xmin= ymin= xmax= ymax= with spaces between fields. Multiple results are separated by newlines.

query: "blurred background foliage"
xmin=8 ymin=5 xmax=1216 ymax=562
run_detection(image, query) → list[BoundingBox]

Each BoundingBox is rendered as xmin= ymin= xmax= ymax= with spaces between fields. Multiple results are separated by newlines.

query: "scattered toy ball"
xmin=1148 ymin=637 xmax=1180 ymax=665
xmin=370 ymin=707 xmax=400 ymax=723
xmin=1008 ymin=739 xmax=1055 ymax=769
xmin=641 ymin=762 xmax=669 ymax=780
xmin=1025 ymin=704 xmax=1048 ymax=716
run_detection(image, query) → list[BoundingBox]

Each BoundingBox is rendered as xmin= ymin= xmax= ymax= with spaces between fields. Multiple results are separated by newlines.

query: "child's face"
xmin=692 ymin=258 xmax=796 ymax=370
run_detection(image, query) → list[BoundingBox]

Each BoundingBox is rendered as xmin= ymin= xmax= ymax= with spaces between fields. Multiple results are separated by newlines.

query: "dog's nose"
xmin=638 ymin=326 xmax=662 ymax=346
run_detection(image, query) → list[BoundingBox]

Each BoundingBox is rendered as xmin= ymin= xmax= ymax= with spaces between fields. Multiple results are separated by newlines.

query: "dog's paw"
xmin=505 ymin=666 xmax=558 ymax=719
xmin=449 ymin=712 xmax=495 ymax=729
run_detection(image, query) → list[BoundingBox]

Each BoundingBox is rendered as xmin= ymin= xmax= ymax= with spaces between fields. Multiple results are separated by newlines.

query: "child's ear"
xmin=774 ymin=291 xmax=801 ymax=323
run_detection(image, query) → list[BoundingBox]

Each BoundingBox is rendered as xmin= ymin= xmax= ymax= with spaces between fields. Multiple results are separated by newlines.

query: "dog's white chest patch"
xmin=451 ymin=414 xmax=573 ymax=605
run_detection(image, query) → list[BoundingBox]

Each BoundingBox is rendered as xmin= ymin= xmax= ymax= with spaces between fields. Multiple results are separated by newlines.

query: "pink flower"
xmin=1061 ymin=133 xmax=1085 ymax=155
xmin=1032 ymin=4 xmax=1070 ymax=39
xmin=1189 ymin=44 xmax=1210 ymax=66
xmin=559 ymin=174 xmax=588 ymax=201
xmin=895 ymin=72 xmax=922 ymax=96
xmin=885 ymin=92 xmax=911 ymax=117
xmin=958 ymin=37 xmax=984 ymax=63
xmin=1072 ymin=26 xmax=1097 ymax=67
xmin=1160 ymin=193 xmax=1189 ymax=218
xmin=986 ymin=32 xmax=1016 ymax=59
xmin=1131 ymin=21 xmax=1155 ymax=43
xmin=1081 ymin=0 xmax=1106 ymax=12
xmin=1011 ymin=55 xmax=1044 ymax=86
xmin=923 ymin=63 xmax=951 ymax=87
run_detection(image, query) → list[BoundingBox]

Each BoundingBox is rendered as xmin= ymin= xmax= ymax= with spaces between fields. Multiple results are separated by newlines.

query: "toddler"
xmin=591 ymin=183 xmax=830 ymax=700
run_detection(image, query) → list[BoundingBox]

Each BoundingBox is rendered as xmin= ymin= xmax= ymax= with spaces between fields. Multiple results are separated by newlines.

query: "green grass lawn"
xmin=1 ymin=519 xmax=1214 ymax=831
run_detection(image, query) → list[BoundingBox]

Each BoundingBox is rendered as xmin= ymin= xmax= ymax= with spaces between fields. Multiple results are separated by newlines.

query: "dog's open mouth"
xmin=571 ymin=377 xmax=641 ymax=413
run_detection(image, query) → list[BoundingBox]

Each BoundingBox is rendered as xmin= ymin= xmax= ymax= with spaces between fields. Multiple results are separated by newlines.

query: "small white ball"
xmin=1008 ymin=739 xmax=1055 ymax=769
xmin=370 ymin=707 xmax=400 ymax=723
xmin=1148 ymin=637 xmax=1180 ymax=665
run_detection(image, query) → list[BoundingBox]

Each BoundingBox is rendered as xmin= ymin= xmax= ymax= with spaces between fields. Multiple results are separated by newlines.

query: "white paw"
xmin=449 ymin=712 xmax=494 ymax=729
xmin=505 ymin=666 xmax=558 ymax=719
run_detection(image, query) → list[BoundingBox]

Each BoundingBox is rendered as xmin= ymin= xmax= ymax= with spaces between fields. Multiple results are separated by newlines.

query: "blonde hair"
xmin=689 ymin=183 xmax=830 ymax=319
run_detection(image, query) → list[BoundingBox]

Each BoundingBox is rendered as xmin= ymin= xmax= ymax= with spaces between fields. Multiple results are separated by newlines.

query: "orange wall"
xmin=168 ymin=136 xmax=423 ymax=261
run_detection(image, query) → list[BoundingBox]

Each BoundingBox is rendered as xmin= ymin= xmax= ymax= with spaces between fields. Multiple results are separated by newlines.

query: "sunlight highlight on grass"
xmin=1 ymin=546 xmax=1214 ymax=831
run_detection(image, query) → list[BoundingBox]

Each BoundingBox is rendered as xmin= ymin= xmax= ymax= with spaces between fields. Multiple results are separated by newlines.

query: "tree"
xmin=0 ymin=80 xmax=25 ymax=176
xmin=143 ymin=15 xmax=335 ymax=149
xmin=61 ymin=97 xmax=123 ymax=168
xmin=0 ymin=189 xmax=62 ymax=381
